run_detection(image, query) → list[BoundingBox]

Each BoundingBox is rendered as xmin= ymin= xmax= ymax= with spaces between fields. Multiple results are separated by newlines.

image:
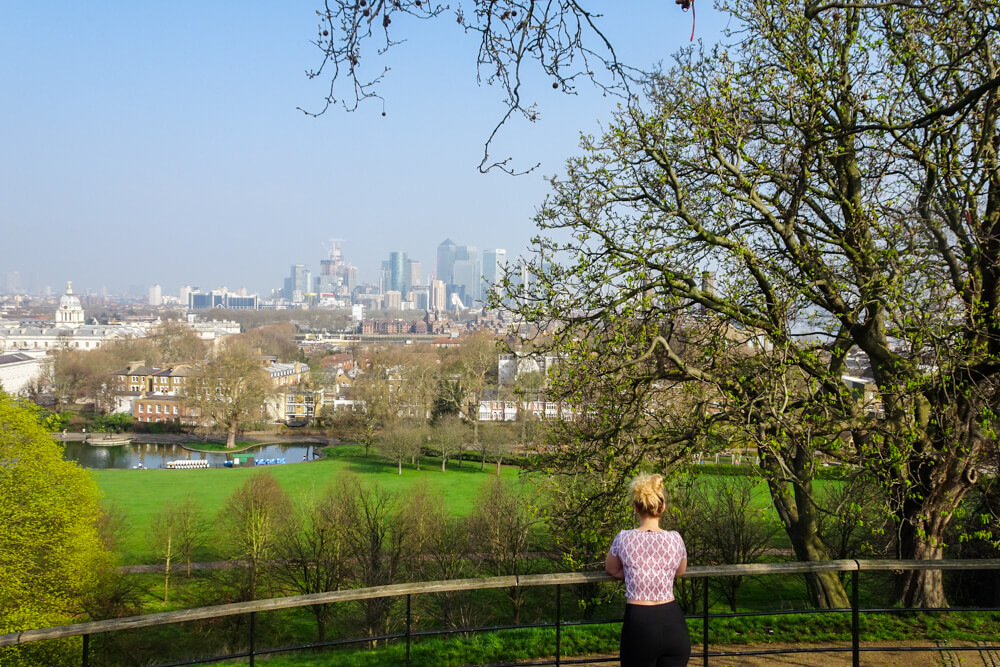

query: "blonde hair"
xmin=629 ymin=473 xmax=665 ymax=517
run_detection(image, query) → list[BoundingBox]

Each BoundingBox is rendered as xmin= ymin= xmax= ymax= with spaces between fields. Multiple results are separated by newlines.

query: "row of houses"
xmin=112 ymin=358 xmax=314 ymax=425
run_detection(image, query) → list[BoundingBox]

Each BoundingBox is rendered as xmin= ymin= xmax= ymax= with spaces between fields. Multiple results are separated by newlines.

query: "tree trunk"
xmin=226 ymin=426 xmax=237 ymax=449
xmin=314 ymin=607 xmax=327 ymax=642
xmin=765 ymin=457 xmax=850 ymax=609
xmin=442 ymin=456 xmax=447 ymax=472
xmin=397 ymin=459 xmax=402 ymax=475
xmin=163 ymin=536 xmax=172 ymax=603
xmin=893 ymin=453 xmax=974 ymax=607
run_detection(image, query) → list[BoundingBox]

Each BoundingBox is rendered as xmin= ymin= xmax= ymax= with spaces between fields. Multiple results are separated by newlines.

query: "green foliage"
xmin=0 ymin=392 xmax=108 ymax=665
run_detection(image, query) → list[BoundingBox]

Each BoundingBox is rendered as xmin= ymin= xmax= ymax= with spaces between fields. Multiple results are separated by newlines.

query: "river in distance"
xmin=61 ymin=441 xmax=318 ymax=470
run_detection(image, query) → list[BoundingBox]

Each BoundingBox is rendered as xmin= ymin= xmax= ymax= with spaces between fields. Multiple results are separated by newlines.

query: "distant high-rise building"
xmin=179 ymin=285 xmax=193 ymax=306
xmin=380 ymin=260 xmax=392 ymax=294
xmin=453 ymin=256 xmax=482 ymax=306
xmin=384 ymin=290 xmax=403 ymax=310
xmin=430 ymin=280 xmax=446 ymax=311
xmin=344 ymin=266 xmax=359 ymax=293
xmin=404 ymin=259 xmax=421 ymax=292
xmin=283 ymin=264 xmax=311 ymax=301
xmin=149 ymin=285 xmax=162 ymax=306
xmin=482 ymin=248 xmax=507 ymax=302
xmin=437 ymin=239 xmax=457 ymax=284
xmin=320 ymin=239 xmax=345 ymax=276
xmin=388 ymin=251 xmax=406 ymax=293
xmin=5 ymin=271 xmax=21 ymax=294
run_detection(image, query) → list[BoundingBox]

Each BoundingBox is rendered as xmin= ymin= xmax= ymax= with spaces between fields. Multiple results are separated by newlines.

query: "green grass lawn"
xmin=93 ymin=445 xmax=519 ymax=564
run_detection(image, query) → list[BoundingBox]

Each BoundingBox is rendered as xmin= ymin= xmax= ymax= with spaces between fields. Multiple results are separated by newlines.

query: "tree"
xmin=378 ymin=423 xmax=423 ymax=474
xmin=0 ymin=393 xmax=107 ymax=665
xmin=430 ymin=415 xmax=466 ymax=472
xmin=504 ymin=0 xmax=1000 ymax=607
xmin=144 ymin=321 xmax=207 ymax=364
xmin=219 ymin=472 xmax=290 ymax=601
xmin=305 ymin=1 xmax=642 ymax=173
xmin=342 ymin=480 xmax=411 ymax=644
xmin=699 ymin=476 xmax=779 ymax=612
xmin=272 ymin=480 xmax=355 ymax=642
xmin=150 ymin=494 xmax=209 ymax=602
xmin=441 ymin=331 xmax=499 ymax=469
xmin=472 ymin=476 xmax=541 ymax=623
xmin=185 ymin=340 xmax=274 ymax=448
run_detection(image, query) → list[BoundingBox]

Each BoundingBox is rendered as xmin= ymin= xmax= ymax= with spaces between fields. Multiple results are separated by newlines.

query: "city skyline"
xmin=2 ymin=4 xmax=728 ymax=296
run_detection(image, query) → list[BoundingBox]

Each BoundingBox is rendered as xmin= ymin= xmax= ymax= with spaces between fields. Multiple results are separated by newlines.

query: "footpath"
xmin=567 ymin=641 xmax=1000 ymax=666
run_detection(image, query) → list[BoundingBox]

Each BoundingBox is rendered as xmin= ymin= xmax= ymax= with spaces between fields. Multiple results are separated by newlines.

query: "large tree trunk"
xmin=892 ymin=453 xmax=974 ymax=607
xmin=226 ymin=426 xmax=237 ymax=449
xmin=764 ymin=453 xmax=850 ymax=609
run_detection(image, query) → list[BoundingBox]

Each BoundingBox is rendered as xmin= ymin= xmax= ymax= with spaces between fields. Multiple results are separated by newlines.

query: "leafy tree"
xmin=0 ymin=392 xmax=107 ymax=665
xmin=185 ymin=340 xmax=275 ymax=448
xmin=503 ymin=0 xmax=1000 ymax=607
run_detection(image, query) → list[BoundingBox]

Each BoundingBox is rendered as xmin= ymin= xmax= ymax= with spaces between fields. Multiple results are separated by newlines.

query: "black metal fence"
xmin=2 ymin=559 xmax=999 ymax=666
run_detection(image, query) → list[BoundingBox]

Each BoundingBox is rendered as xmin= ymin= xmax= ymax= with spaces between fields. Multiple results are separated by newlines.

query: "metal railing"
xmin=2 ymin=559 xmax=999 ymax=666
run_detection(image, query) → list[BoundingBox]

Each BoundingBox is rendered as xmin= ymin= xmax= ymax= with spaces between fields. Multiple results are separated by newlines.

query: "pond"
xmin=61 ymin=441 xmax=319 ymax=470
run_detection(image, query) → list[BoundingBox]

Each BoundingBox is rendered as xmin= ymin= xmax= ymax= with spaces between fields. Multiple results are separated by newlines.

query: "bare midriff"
xmin=627 ymin=598 xmax=675 ymax=606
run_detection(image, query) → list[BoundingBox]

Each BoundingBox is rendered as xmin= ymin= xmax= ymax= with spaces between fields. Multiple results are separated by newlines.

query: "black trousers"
xmin=619 ymin=601 xmax=691 ymax=667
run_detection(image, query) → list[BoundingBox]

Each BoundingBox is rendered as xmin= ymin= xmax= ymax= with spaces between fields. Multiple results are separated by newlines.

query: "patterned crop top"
xmin=609 ymin=529 xmax=687 ymax=602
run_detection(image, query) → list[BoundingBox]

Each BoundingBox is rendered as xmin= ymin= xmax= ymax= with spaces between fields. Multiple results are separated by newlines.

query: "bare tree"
xmin=304 ymin=1 xmax=642 ymax=173
xmin=272 ymin=480 xmax=356 ymax=641
xmin=219 ymin=472 xmax=290 ymax=601
xmin=185 ymin=340 xmax=274 ymax=449
xmin=343 ymin=480 xmax=410 ymax=644
xmin=699 ymin=476 xmax=779 ymax=612
xmin=431 ymin=415 xmax=466 ymax=472
xmin=472 ymin=476 xmax=541 ymax=623
xmin=379 ymin=423 xmax=422 ymax=474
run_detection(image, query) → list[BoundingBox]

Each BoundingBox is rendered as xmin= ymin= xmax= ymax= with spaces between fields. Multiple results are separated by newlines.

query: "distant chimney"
xmin=701 ymin=271 xmax=716 ymax=296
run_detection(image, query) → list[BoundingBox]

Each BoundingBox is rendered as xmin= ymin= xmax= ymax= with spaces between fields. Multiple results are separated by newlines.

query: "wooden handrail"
xmin=3 ymin=558 xmax=1000 ymax=648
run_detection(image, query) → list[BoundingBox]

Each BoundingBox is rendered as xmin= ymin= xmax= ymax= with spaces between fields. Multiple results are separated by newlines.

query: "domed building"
xmin=54 ymin=281 xmax=85 ymax=328
xmin=0 ymin=281 xmax=150 ymax=354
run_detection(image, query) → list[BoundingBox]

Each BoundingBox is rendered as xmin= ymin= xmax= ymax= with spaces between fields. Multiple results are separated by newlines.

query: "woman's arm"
xmin=675 ymin=557 xmax=687 ymax=577
xmin=605 ymin=552 xmax=625 ymax=580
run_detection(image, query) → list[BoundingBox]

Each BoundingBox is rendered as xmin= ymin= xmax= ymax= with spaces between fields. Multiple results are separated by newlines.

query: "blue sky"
xmin=1 ymin=2 xmax=731 ymax=298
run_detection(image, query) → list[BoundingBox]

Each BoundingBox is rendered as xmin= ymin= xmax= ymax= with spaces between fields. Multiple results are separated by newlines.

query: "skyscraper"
xmin=404 ymin=259 xmax=421 ymax=292
xmin=283 ymin=264 xmax=311 ymax=301
xmin=436 ymin=239 xmax=457 ymax=284
xmin=482 ymin=248 xmax=507 ymax=301
xmin=388 ymin=251 xmax=406 ymax=293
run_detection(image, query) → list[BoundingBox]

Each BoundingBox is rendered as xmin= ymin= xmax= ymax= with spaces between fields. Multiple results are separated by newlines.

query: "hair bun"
xmin=629 ymin=473 xmax=665 ymax=516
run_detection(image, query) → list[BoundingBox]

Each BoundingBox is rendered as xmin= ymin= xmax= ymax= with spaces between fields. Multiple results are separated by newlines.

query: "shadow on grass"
xmin=322 ymin=444 xmax=509 ymax=477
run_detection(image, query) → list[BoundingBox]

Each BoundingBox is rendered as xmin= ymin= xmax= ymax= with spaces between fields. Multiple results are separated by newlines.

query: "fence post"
xmin=406 ymin=593 xmax=412 ymax=667
xmin=82 ymin=633 xmax=89 ymax=667
xmin=851 ymin=568 xmax=859 ymax=667
xmin=555 ymin=584 xmax=562 ymax=667
xmin=703 ymin=578 xmax=710 ymax=667
xmin=249 ymin=611 xmax=256 ymax=667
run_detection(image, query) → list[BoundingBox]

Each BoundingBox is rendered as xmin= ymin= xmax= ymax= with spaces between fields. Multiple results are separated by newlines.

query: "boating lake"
xmin=61 ymin=441 xmax=319 ymax=469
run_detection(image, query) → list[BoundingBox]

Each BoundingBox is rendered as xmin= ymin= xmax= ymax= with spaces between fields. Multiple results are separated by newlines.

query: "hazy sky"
xmin=1 ymin=2 xmax=730 ymax=298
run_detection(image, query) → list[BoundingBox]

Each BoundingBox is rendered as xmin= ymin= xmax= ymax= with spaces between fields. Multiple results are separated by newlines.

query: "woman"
xmin=605 ymin=473 xmax=690 ymax=667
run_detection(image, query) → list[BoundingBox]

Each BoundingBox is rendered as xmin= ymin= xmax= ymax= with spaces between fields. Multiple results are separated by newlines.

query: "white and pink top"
xmin=609 ymin=529 xmax=687 ymax=602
